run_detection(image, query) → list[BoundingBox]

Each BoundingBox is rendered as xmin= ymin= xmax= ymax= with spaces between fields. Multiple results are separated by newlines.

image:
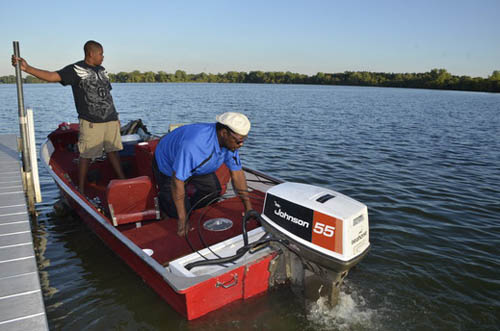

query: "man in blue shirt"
xmin=153 ymin=112 xmax=252 ymax=236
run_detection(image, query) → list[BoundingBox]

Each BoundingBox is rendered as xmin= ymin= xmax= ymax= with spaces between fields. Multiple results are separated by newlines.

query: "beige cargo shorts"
xmin=78 ymin=119 xmax=123 ymax=159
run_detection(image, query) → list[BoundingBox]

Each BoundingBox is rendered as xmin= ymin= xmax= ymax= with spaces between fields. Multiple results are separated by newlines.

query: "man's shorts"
xmin=78 ymin=119 xmax=123 ymax=159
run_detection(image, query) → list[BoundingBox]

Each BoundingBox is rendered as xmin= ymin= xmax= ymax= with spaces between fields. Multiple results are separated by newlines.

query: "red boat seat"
xmin=135 ymin=140 xmax=159 ymax=180
xmin=214 ymin=164 xmax=231 ymax=196
xmin=106 ymin=176 xmax=160 ymax=226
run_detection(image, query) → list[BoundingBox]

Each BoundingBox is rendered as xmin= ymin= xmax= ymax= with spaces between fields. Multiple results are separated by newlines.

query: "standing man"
xmin=153 ymin=112 xmax=253 ymax=237
xmin=12 ymin=40 xmax=125 ymax=195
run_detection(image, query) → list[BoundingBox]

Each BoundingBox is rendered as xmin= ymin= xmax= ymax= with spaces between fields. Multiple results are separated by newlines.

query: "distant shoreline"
xmin=1 ymin=69 xmax=499 ymax=93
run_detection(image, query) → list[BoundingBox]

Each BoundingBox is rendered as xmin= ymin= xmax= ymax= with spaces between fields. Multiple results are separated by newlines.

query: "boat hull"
xmin=56 ymin=180 xmax=277 ymax=319
xmin=42 ymin=129 xmax=278 ymax=320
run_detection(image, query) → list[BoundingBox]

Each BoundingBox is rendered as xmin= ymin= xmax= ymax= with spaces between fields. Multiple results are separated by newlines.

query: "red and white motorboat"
xmin=40 ymin=121 xmax=371 ymax=320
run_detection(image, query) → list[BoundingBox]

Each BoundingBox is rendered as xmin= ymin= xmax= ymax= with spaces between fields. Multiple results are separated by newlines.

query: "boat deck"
xmin=0 ymin=134 xmax=48 ymax=331
xmin=121 ymin=195 xmax=264 ymax=266
xmin=44 ymin=129 xmax=274 ymax=267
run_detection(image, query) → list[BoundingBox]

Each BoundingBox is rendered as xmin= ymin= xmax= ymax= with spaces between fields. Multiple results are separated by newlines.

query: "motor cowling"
xmin=261 ymin=182 xmax=370 ymax=273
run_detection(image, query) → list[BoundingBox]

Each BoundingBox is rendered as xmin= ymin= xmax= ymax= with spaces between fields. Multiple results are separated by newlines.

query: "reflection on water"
xmin=31 ymin=215 xmax=58 ymax=299
xmin=1 ymin=83 xmax=499 ymax=330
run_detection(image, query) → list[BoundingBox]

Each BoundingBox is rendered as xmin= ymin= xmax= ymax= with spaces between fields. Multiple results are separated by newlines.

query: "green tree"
xmin=25 ymin=75 xmax=45 ymax=84
xmin=155 ymin=71 xmax=169 ymax=82
xmin=0 ymin=75 xmax=16 ymax=84
xmin=489 ymin=70 xmax=500 ymax=81
xmin=129 ymin=70 xmax=143 ymax=82
xmin=207 ymin=73 xmax=218 ymax=83
xmin=115 ymin=72 xmax=130 ymax=83
xmin=143 ymin=71 xmax=155 ymax=83
xmin=1 ymin=68 xmax=498 ymax=93
xmin=174 ymin=70 xmax=187 ymax=82
xmin=225 ymin=71 xmax=243 ymax=83
xmin=247 ymin=71 xmax=265 ymax=83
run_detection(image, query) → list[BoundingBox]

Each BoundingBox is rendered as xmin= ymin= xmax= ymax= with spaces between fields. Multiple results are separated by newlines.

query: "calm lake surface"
xmin=1 ymin=83 xmax=499 ymax=330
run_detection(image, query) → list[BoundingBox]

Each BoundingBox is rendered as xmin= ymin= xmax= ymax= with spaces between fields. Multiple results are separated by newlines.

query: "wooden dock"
xmin=0 ymin=134 xmax=48 ymax=331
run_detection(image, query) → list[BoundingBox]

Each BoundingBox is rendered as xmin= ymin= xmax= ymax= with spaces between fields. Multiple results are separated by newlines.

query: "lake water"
xmin=1 ymin=83 xmax=499 ymax=330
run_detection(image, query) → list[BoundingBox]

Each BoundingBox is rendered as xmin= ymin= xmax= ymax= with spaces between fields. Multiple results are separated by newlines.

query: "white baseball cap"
xmin=216 ymin=112 xmax=251 ymax=136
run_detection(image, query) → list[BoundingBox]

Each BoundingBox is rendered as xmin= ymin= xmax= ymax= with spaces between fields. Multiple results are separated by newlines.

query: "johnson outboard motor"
xmin=260 ymin=182 xmax=370 ymax=304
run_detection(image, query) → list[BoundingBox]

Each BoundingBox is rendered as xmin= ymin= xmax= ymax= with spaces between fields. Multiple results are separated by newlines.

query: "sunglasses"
xmin=228 ymin=130 xmax=247 ymax=145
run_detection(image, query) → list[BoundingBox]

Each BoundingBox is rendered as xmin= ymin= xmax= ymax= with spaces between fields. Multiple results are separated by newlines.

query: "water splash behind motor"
xmin=306 ymin=283 xmax=377 ymax=331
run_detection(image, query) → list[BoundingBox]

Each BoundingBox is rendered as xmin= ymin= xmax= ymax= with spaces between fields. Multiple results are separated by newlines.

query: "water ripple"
xmin=1 ymin=83 xmax=499 ymax=330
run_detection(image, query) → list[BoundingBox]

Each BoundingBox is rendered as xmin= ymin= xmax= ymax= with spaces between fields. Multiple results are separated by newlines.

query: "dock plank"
xmin=0 ymin=244 xmax=34 ymax=262
xmin=0 ymin=258 xmax=37 ymax=279
xmin=0 ymin=314 xmax=48 ymax=331
xmin=0 ymin=272 xmax=41 ymax=298
xmin=0 ymin=292 xmax=45 ymax=324
xmin=0 ymin=185 xmax=24 ymax=194
xmin=0 ymin=232 xmax=32 ymax=247
xmin=0 ymin=192 xmax=28 ymax=208
xmin=0 ymin=204 xmax=28 ymax=219
xmin=0 ymin=222 xmax=31 ymax=234
xmin=0 ymin=134 xmax=48 ymax=331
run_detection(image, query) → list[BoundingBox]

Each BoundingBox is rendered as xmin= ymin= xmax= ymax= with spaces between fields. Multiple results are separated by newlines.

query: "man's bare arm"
xmin=12 ymin=55 xmax=61 ymax=82
xmin=171 ymin=173 xmax=188 ymax=236
xmin=231 ymin=169 xmax=252 ymax=212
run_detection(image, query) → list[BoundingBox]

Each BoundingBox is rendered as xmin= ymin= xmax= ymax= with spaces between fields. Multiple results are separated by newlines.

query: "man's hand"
xmin=231 ymin=169 xmax=252 ymax=212
xmin=11 ymin=55 xmax=28 ymax=71
xmin=177 ymin=216 xmax=189 ymax=237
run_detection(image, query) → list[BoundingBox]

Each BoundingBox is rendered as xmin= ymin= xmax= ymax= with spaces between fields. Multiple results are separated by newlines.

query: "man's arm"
xmin=11 ymin=55 xmax=61 ymax=82
xmin=231 ymin=169 xmax=252 ymax=212
xmin=171 ymin=172 xmax=188 ymax=236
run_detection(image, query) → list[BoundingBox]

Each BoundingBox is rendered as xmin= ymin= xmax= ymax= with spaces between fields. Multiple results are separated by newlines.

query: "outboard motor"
xmin=261 ymin=182 xmax=370 ymax=304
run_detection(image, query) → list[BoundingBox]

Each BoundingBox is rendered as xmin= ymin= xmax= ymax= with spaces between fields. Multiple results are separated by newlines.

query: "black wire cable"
xmin=242 ymin=209 xmax=260 ymax=246
xmin=180 ymin=171 xmax=276 ymax=266
xmin=246 ymin=179 xmax=276 ymax=184
xmin=187 ymin=191 xmax=263 ymax=263
xmin=182 ymin=190 xmax=221 ymax=261
xmin=183 ymin=186 xmax=259 ymax=259
xmin=184 ymin=203 xmax=310 ymax=271
xmin=185 ymin=235 xmax=305 ymax=271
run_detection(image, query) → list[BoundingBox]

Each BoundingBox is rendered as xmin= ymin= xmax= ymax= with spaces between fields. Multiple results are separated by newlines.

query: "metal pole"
xmin=13 ymin=41 xmax=32 ymax=173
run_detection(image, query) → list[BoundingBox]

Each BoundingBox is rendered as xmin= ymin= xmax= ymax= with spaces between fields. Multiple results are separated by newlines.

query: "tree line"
xmin=1 ymin=68 xmax=499 ymax=93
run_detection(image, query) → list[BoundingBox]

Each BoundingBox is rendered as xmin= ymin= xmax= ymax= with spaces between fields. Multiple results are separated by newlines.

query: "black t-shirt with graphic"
xmin=57 ymin=61 xmax=118 ymax=123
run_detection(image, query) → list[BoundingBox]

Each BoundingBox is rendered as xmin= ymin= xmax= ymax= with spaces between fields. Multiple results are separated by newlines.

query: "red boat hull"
xmin=58 ymin=178 xmax=277 ymax=319
xmin=44 ymin=124 xmax=279 ymax=320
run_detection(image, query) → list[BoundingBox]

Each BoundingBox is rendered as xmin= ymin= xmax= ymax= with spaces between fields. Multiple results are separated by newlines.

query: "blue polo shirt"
xmin=155 ymin=123 xmax=242 ymax=181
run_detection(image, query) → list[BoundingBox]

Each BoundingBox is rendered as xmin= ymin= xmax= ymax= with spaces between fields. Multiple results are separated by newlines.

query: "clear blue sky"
xmin=1 ymin=0 xmax=499 ymax=77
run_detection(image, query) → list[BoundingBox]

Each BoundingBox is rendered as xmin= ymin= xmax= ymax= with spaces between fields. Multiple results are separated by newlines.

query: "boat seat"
xmin=106 ymin=175 xmax=160 ymax=226
xmin=214 ymin=163 xmax=231 ymax=196
xmin=135 ymin=140 xmax=159 ymax=180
